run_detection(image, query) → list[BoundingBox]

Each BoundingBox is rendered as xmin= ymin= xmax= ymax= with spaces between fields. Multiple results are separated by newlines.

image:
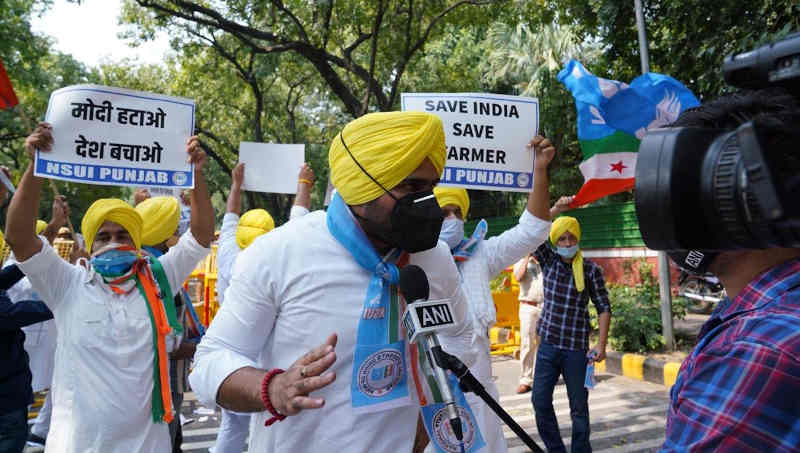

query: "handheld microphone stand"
xmin=431 ymin=346 xmax=545 ymax=453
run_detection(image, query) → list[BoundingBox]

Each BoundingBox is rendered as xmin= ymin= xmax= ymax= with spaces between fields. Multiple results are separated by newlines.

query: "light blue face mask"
xmin=556 ymin=244 xmax=579 ymax=258
xmin=91 ymin=248 xmax=139 ymax=277
xmin=439 ymin=217 xmax=465 ymax=250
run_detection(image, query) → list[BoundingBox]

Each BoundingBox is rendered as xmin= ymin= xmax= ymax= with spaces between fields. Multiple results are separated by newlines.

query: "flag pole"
xmin=634 ymin=0 xmax=675 ymax=350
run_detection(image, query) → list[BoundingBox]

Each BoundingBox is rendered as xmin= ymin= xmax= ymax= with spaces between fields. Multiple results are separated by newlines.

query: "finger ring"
xmin=300 ymin=367 xmax=307 ymax=378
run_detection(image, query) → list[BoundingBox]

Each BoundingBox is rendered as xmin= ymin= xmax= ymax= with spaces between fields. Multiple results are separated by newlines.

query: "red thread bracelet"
xmin=261 ymin=368 xmax=287 ymax=426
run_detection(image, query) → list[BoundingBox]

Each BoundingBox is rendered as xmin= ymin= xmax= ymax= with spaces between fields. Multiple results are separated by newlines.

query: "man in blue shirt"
xmin=0 ymin=262 xmax=53 ymax=453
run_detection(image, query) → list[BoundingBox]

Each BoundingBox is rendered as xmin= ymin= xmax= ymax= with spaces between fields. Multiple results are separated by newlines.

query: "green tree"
xmin=0 ymin=0 xmax=125 ymax=231
xmin=122 ymin=0 xmax=505 ymax=116
xmin=532 ymin=0 xmax=800 ymax=100
xmin=481 ymin=22 xmax=599 ymax=203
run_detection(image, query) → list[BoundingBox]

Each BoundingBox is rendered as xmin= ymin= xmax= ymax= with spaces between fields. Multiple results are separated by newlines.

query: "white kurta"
xmin=6 ymin=255 xmax=57 ymax=392
xmin=217 ymin=208 xmax=308 ymax=304
xmin=17 ymin=232 xmax=209 ymax=453
xmin=190 ymin=210 xmax=472 ymax=453
xmin=438 ymin=210 xmax=550 ymax=453
xmin=215 ymin=213 xmax=239 ymax=305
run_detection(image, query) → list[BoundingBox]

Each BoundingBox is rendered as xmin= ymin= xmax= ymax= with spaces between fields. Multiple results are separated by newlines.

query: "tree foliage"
xmin=3 ymin=0 xmax=798 ymax=228
xmin=0 ymin=0 xmax=126 ymax=230
xmin=533 ymin=0 xmax=800 ymax=100
xmin=123 ymin=0 xmax=505 ymax=116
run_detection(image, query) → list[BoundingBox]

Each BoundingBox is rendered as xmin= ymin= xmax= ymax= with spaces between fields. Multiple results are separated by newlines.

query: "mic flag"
xmin=399 ymin=265 xmax=487 ymax=453
xmin=400 ymin=264 xmax=456 ymax=343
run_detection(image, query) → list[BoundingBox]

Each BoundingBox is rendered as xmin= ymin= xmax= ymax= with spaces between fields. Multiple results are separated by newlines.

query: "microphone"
xmin=399 ymin=265 xmax=463 ymax=442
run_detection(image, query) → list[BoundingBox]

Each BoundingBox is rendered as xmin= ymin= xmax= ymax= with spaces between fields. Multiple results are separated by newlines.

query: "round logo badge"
xmin=432 ymin=405 xmax=477 ymax=453
xmin=517 ymin=173 xmax=530 ymax=188
xmin=172 ymin=171 xmax=188 ymax=186
xmin=357 ymin=349 xmax=403 ymax=398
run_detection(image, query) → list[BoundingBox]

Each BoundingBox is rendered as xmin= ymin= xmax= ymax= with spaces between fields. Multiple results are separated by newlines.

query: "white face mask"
xmin=439 ymin=217 xmax=465 ymax=250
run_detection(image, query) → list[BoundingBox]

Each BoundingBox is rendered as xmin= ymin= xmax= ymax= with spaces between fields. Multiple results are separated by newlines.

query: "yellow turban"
xmin=328 ymin=111 xmax=446 ymax=205
xmin=0 ymin=230 xmax=5 ymax=251
xmin=434 ymin=187 xmax=470 ymax=219
xmin=135 ymin=196 xmax=180 ymax=246
xmin=236 ymin=209 xmax=274 ymax=250
xmin=36 ymin=220 xmax=48 ymax=235
xmin=81 ymin=199 xmax=143 ymax=253
xmin=550 ymin=216 xmax=584 ymax=292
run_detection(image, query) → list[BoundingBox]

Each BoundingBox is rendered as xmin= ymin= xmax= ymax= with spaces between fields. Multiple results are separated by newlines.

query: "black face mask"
xmin=339 ymin=133 xmax=444 ymax=253
xmin=355 ymin=190 xmax=444 ymax=253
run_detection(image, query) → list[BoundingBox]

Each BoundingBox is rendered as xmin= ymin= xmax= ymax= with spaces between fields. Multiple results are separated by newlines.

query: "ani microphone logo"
xmin=357 ymin=349 xmax=404 ymax=398
xmin=432 ymin=405 xmax=478 ymax=453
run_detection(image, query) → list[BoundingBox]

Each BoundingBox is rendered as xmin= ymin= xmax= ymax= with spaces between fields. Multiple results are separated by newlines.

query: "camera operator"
xmin=660 ymin=88 xmax=800 ymax=451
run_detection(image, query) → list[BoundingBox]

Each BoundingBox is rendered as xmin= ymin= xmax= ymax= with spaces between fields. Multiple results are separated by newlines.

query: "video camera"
xmin=634 ymin=32 xmax=800 ymax=272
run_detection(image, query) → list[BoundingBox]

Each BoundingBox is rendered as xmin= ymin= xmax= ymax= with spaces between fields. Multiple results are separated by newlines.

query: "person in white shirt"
xmin=6 ymin=123 xmax=214 ymax=453
xmin=190 ymin=111 xmax=473 ymax=453
xmin=213 ymin=161 xmax=315 ymax=453
xmin=418 ymin=135 xmax=555 ymax=452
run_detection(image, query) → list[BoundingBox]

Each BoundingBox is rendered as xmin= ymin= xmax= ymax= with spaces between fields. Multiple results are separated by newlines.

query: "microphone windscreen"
xmin=398 ymin=264 xmax=430 ymax=302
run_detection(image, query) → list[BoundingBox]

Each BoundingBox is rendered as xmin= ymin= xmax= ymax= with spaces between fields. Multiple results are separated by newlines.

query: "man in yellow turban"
xmin=136 ymin=196 xmax=181 ymax=252
xmin=428 ymin=136 xmax=556 ymax=452
xmin=531 ymin=197 xmax=611 ymax=453
xmin=135 ymin=194 xmax=204 ymax=451
xmin=236 ymin=209 xmax=274 ymax=249
xmin=190 ymin=111 xmax=470 ymax=453
xmin=6 ymin=123 xmax=214 ymax=453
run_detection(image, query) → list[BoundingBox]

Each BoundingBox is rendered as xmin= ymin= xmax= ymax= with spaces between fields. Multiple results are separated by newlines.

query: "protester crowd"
xmin=1 ymin=88 xmax=798 ymax=453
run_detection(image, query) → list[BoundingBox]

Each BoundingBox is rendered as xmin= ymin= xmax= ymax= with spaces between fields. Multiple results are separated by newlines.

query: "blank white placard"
xmin=238 ymin=142 xmax=305 ymax=194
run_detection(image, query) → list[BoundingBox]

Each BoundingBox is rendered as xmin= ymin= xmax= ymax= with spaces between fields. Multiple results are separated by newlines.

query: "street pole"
xmin=634 ymin=0 xmax=650 ymax=73
xmin=634 ymin=0 xmax=675 ymax=349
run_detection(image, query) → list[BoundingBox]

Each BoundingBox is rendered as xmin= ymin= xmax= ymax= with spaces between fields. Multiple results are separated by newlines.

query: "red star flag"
xmin=0 ymin=58 xmax=19 ymax=110
xmin=558 ymin=60 xmax=699 ymax=207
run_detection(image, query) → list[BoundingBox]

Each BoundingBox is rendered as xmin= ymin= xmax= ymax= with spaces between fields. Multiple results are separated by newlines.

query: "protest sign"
xmin=402 ymin=93 xmax=538 ymax=192
xmin=238 ymin=142 xmax=305 ymax=194
xmin=38 ymin=84 xmax=196 ymax=188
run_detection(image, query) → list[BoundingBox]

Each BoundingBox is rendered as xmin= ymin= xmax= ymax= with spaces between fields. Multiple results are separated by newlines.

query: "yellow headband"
xmin=236 ymin=209 xmax=275 ymax=250
xmin=433 ymin=187 xmax=470 ymax=219
xmin=57 ymin=227 xmax=71 ymax=236
xmin=36 ymin=220 xmax=48 ymax=235
xmin=135 ymin=196 xmax=180 ymax=247
xmin=550 ymin=216 xmax=584 ymax=292
xmin=328 ymin=111 xmax=446 ymax=205
xmin=81 ymin=199 xmax=143 ymax=253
